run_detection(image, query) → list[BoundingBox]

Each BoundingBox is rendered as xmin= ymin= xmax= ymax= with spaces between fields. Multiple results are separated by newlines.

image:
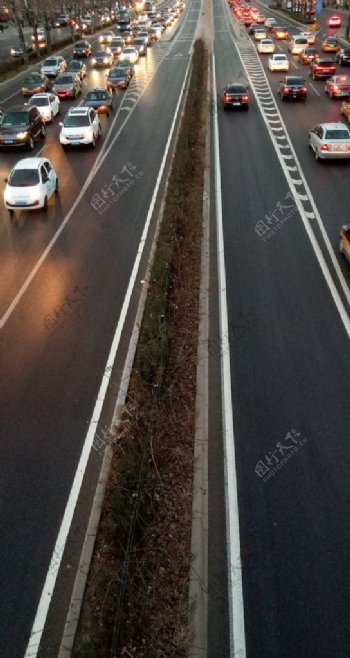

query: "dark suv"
xmin=73 ymin=40 xmax=92 ymax=57
xmin=0 ymin=106 xmax=45 ymax=149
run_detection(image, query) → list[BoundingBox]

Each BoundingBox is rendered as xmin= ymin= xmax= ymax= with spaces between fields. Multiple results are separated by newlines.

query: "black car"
xmin=223 ymin=83 xmax=249 ymax=110
xmin=106 ymin=65 xmax=133 ymax=90
xmin=336 ymin=47 xmax=350 ymax=66
xmin=73 ymin=40 xmax=92 ymax=57
xmin=108 ymin=36 xmax=125 ymax=58
xmin=0 ymin=105 xmax=45 ymax=149
xmin=66 ymin=59 xmax=87 ymax=79
xmin=278 ymin=76 xmax=307 ymax=100
xmin=248 ymin=23 xmax=260 ymax=34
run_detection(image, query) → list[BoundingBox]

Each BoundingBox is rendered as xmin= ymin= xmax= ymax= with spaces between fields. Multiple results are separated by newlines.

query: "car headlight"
xmin=103 ymin=57 xmax=109 ymax=63
xmin=16 ymin=131 xmax=29 ymax=139
xmin=92 ymin=58 xmax=96 ymax=64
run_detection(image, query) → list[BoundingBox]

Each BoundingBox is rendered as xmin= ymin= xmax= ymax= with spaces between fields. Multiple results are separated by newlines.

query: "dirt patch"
xmin=73 ymin=39 xmax=208 ymax=658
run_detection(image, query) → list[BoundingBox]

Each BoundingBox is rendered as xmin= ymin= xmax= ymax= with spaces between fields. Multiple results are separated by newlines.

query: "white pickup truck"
xmin=268 ymin=53 xmax=290 ymax=72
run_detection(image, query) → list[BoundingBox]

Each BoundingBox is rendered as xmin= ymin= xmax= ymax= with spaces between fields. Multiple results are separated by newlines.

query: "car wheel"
xmin=55 ymin=178 xmax=59 ymax=193
xmin=315 ymin=149 xmax=320 ymax=161
xmin=43 ymin=196 xmax=48 ymax=210
xmin=62 ymin=144 xmax=68 ymax=150
xmin=50 ymin=111 xmax=53 ymax=122
xmin=40 ymin=124 xmax=46 ymax=138
xmin=27 ymin=135 xmax=35 ymax=150
xmin=339 ymin=240 xmax=344 ymax=254
xmin=8 ymin=209 xmax=14 ymax=217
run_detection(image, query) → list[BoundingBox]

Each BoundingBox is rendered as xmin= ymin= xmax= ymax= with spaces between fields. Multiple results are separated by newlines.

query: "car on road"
xmin=91 ymin=50 xmax=114 ymax=67
xmin=66 ymin=59 xmax=87 ymax=79
xmin=27 ymin=93 xmax=61 ymax=122
xmin=309 ymin=57 xmax=336 ymax=80
xmin=272 ymin=25 xmax=289 ymax=40
xmin=119 ymin=46 xmax=140 ymax=63
xmin=299 ymin=30 xmax=316 ymax=45
xmin=223 ymin=83 xmax=249 ymax=110
xmin=322 ymin=37 xmax=340 ymax=53
xmin=99 ymin=30 xmax=115 ymax=44
xmin=308 ymin=122 xmax=350 ymax=160
xmin=31 ymin=29 xmax=46 ymax=44
xmin=325 ymin=75 xmax=350 ymax=98
xmin=0 ymin=105 xmax=45 ymax=150
xmin=248 ymin=23 xmax=260 ymax=34
xmin=278 ymin=76 xmax=307 ymax=100
xmin=340 ymin=100 xmax=350 ymax=122
xmin=257 ymin=38 xmax=275 ymax=54
xmin=52 ymin=73 xmax=82 ymax=99
xmin=138 ymin=30 xmax=151 ymax=45
xmin=288 ymin=35 xmax=308 ymax=54
xmin=84 ymin=88 xmax=113 ymax=114
xmin=336 ymin=47 xmax=350 ymax=66
xmin=59 ymin=106 xmax=101 ymax=148
xmin=298 ymin=47 xmax=318 ymax=65
xmin=108 ymin=36 xmax=125 ymax=58
xmin=41 ymin=56 xmax=67 ymax=78
xmin=73 ymin=40 xmax=92 ymax=57
xmin=132 ymin=37 xmax=148 ymax=55
xmin=22 ymin=72 xmax=50 ymax=97
xmin=254 ymin=27 xmax=267 ymax=40
xmin=328 ymin=15 xmax=341 ymax=28
xmin=10 ymin=42 xmax=33 ymax=58
xmin=265 ymin=17 xmax=277 ymax=29
xmin=268 ymin=53 xmax=289 ymax=72
xmin=3 ymin=157 xmax=58 ymax=215
xmin=106 ymin=65 xmax=134 ymax=90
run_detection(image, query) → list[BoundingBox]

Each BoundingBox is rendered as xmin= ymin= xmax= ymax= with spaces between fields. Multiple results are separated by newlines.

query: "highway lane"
xmin=0 ymin=4 xmax=197 ymax=657
xmin=215 ymin=0 xmax=350 ymax=655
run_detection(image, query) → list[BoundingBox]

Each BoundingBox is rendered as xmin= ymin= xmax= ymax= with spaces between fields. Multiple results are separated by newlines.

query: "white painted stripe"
xmin=24 ymin=44 xmax=193 ymax=658
xmin=212 ymin=53 xmax=246 ymax=658
xmin=309 ymin=82 xmax=321 ymax=96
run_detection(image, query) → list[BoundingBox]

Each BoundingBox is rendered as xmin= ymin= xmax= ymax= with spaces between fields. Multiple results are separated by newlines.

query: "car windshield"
xmin=227 ymin=85 xmax=246 ymax=93
xmin=87 ymin=91 xmax=107 ymax=100
xmin=9 ymin=169 xmax=39 ymax=186
xmin=275 ymin=55 xmax=286 ymax=60
xmin=286 ymin=78 xmax=304 ymax=85
xmin=1 ymin=112 xmax=28 ymax=126
xmin=68 ymin=62 xmax=80 ymax=69
xmin=109 ymin=69 xmax=125 ymax=77
xmin=64 ymin=115 xmax=90 ymax=127
xmin=56 ymin=75 xmax=73 ymax=84
xmin=29 ymin=97 xmax=48 ymax=106
xmin=325 ymin=129 xmax=350 ymax=140
xmin=95 ymin=51 xmax=105 ymax=57
xmin=44 ymin=59 xmax=57 ymax=66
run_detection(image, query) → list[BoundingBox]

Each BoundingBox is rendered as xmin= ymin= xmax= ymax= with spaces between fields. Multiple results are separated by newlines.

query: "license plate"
xmin=232 ymin=102 xmax=240 ymax=106
xmin=70 ymin=140 xmax=80 ymax=145
xmin=333 ymin=144 xmax=346 ymax=151
xmin=4 ymin=140 xmax=13 ymax=144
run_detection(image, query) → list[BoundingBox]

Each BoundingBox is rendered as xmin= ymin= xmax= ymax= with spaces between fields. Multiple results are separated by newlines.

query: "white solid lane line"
xmin=212 ymin=53 xmax=247 ymax=658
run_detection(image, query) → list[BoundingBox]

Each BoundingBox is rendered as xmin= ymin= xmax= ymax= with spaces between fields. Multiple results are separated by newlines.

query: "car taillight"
xmin=242 ymin=95 xmax=248 ymax=102
xmin=320 ymin=144 xmax=329 ymax=151
xmin=332 ymin=85 xmax=338 ymax=91
xmin=301 ymin=87 xmax=307 ymax=92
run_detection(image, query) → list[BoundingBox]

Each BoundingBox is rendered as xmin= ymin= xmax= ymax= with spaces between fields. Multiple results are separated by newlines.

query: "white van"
xmin=288 ymin=35 xmax=308 ymax=55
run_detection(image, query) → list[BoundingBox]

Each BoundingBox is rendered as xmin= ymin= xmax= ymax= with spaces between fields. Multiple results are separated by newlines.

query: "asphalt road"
xmin=0 ymin=23 xmax=72 ymax=59
xmin=0 ymin=5 xmax=199 ymax=657
xmin=214 ymin=1 xmax=350 ymax=656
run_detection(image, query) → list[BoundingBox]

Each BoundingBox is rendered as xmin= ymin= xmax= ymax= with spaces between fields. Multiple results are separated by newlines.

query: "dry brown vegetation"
xmin=73 ymin=39 xmax=208 ymax=658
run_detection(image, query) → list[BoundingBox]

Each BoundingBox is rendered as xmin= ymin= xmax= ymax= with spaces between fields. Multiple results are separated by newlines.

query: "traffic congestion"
xmin=0 ymin=1 xmax=185 ymax=218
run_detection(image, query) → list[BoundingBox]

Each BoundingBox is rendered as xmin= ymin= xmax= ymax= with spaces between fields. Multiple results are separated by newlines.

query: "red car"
xmin=328 ymin=15 xmax=341 ymax=28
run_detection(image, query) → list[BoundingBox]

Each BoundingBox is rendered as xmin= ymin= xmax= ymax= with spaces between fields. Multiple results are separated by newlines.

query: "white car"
xmin=299 ymin=30 xmax=316 ymax=45
xmin=308 ymin=122 xmax=350 ymax=160
xmin=40 ymin=56 xmax=66 ymax=77
xmin=119 ymin=46 xmax=139 ymax=63
xmin=31 ymin=29 xmax=46 ymax=43
xmin=268 ymin=53 xmax=290 ymax=72
xmin=254 ymin=27 xmax=267 ymax=41
xmin=257 ymin=38 xmax=275 ymax=54
xmin=27 ymin=93 xmax=60 ymax=123
xmin=265 ymin=17 xmax=277 ymax=28
xmin=288 ymin=35 xmax=308 ymax=54
xmin=99 ymin=30 xmax=114 ymax=43
xmin=59 ymin=106 xmax=101 ymax=149
xmin=4 ymin=157 xmax=58 ymax=215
